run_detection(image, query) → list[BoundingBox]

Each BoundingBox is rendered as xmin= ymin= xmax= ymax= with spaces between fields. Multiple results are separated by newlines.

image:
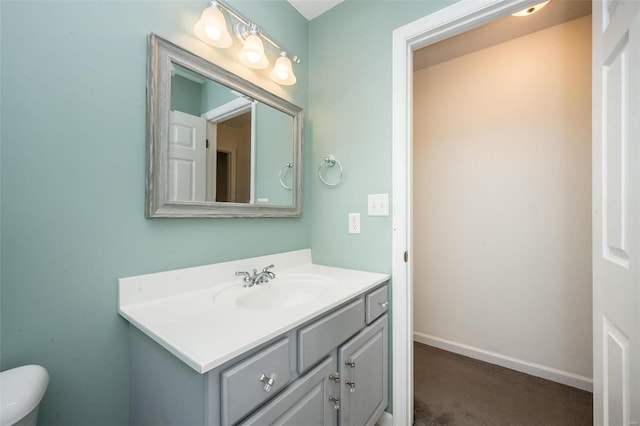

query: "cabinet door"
xmin=338 ymin=315 xmax=388 ymax=426
xmin=240 ymin=355 xmax=338 ymax=426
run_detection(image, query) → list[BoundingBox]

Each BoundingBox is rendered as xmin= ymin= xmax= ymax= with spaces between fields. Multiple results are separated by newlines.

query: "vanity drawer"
xmin=221 ymin=338 xmax=292 ymax=426
xmin=365 ymin=284 xmax=389 ymax=324
xmin=298 ymin=299 xmax=365 ymax=373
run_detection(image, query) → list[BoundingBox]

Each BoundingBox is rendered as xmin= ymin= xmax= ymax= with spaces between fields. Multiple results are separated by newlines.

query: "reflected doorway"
xmin=216 ymin=150 xmax=232 ymax=202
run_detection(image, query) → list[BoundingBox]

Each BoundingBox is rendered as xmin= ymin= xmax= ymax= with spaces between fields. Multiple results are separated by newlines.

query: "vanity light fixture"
xmin=512 ymin=0 xmax=550 ymax=16
xmin=193 ymin=0 xmax=299 ymax=85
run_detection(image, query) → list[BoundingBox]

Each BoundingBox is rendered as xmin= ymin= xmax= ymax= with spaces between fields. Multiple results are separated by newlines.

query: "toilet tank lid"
xmin=0 ymin=365 xmax=49 ymax=426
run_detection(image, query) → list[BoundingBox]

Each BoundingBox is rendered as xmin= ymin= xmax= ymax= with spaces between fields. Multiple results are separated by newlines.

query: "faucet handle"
xmin=263 ymin=264 xmax=276 ymax=279
xmin=235 ymin=271 xmax=251 ymax=282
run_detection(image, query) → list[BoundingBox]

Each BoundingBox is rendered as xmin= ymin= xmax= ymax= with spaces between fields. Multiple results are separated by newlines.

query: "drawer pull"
xmin=344 ymin=360 xmax=355 ymax=368
xmin=328 ymin=395 xmax=340 ymax=410
xmin=379 ymin=301 xmax=389 ymax=309
xmin=329 ymin=373 xmax=340 ymax=383
xmin=345 ymin=380 xmax=356 ymax=392
xmin=259 ymin=373 xmax=276 ymax=392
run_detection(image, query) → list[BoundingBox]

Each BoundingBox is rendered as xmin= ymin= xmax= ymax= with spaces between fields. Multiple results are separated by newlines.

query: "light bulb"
xmin=512 ymin=0 xmax=550 ymax=16
xmin=270 ymin=53 xmax=296 ymax=86
xmin=193 ymin=4 xmax=232 ymax=48
xmin=205 ymin=24 xmax=222 ymax=41
xmin=239 ymin=32 xmax=269 ymax=69
xmin=247 ymin=51 xmax=261 ymax=64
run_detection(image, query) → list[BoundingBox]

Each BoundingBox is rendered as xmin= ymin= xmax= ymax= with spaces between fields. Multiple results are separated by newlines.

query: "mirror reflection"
xmin=169 ymin=63 xmax=294 ymax=205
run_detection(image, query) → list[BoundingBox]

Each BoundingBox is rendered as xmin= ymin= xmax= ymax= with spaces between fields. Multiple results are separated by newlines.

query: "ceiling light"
xmin=512 ymin=0 xmax=550 ymax=17
xmin=193 ymin=2 xmax=232 ymax=48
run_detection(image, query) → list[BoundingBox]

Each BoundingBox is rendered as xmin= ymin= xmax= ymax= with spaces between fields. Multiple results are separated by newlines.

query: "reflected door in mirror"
xmin=169 ymin=111 xmax=206 ymax=201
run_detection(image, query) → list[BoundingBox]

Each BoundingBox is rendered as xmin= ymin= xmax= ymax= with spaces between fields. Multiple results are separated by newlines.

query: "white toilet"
xmin=0 ymin=365 xmax=49 ymax=426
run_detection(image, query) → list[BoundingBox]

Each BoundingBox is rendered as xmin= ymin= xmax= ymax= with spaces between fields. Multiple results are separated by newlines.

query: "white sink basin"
xmin=215 ymin=273 xmax=338 ymax=310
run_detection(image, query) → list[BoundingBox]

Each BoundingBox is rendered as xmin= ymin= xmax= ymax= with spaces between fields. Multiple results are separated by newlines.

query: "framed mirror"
xmin=146 ymin=34 xmax=303 ymax=218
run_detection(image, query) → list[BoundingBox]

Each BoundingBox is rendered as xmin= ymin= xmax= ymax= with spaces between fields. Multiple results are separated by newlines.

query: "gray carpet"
xmin=413 ymin=343 xmax=593 ymax=426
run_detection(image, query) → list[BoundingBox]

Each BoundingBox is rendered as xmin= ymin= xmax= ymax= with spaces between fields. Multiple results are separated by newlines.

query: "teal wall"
xmin=308 ymin=0 xmax=455 ymax=272
xmin=202 ymin=79 xmax=239 ymax=112
xmin=255 ymin=103 xmax=294 ymax=205
xmin=171 ymin=74 xmax=203 ymax=116
xmin=0 ymin=1 xmax=309 ymax=425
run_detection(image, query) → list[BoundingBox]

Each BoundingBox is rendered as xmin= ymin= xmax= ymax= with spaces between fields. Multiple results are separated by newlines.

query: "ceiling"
xmin=284 ymin=1 xmax=591 ymax=62
xmin=414 ymin=1 xmax=592 ymax=70
xmin=287 ymin=0 xmax=343 ymax=20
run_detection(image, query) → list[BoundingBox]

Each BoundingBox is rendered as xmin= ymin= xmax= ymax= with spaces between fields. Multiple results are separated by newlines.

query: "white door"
xmin=593 ymin=1 xmax=640 ymax=425
xmin=169 ymin=110 xmax=206 ymax=202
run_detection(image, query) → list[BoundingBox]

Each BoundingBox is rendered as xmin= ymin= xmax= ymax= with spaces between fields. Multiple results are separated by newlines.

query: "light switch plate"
xmin=348 ymin=213 xmax=361 ymax=234
xmin=368 ymin=193 xmax=389 ymax=216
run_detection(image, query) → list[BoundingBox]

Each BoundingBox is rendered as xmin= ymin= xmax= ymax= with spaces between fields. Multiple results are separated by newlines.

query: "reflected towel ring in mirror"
xmin=318 ymin=155 xmax=343 ymax=187
xmin=279 ymin=162 xmax=293 ymax=189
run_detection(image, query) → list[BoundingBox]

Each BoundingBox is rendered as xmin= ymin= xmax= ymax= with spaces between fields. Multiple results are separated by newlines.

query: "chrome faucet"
xmin=235 ymin=264 xmax=276 ymax=287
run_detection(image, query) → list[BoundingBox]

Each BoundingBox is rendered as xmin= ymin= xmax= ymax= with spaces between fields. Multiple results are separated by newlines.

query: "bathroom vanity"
xmin=119 ymin=250 xmax=390 ymax=426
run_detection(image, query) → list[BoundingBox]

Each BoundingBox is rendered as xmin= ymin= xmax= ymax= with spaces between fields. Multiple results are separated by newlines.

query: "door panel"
xmin=603 ymin=32 xmax=629 ymax=266
xmin=604 ymin=317 xmax=629 ymax=425
xmin=169 ymin=110 xmax=206 ymax=202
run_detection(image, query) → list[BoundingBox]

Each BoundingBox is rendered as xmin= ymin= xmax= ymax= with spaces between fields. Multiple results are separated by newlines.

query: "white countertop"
xmin=118 ymin=250 xmax=389 ymax=373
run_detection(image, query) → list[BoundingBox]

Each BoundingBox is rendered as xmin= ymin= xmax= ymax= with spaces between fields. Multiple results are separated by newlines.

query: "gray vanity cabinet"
xmin=128 ymin=283 xmax=389 ymax=426
xmin=338 ymin=315 xmax=388 ymax=426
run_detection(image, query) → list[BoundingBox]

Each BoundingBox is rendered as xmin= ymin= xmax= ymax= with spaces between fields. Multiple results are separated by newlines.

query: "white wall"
xmin=413 ymin=16 xmax=592 ymax=381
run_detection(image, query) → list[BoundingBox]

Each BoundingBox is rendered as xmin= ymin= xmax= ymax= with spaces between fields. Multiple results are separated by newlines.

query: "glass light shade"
xmin=193 ymin=5 xmax=232 ymax=48
xmin=238 ymin=33 xmax=269 ymax=69
xmin=270 ymin=55 xmax=296 ymax=85
xmin=512 ymin=0 xmax=550 ymax=16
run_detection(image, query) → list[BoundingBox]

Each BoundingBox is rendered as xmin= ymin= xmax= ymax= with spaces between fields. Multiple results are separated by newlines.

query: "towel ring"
xmin=318 ymin=155 xmax=343 ymax=187
xmin=279 ymin=162 xmax=293 ymax=190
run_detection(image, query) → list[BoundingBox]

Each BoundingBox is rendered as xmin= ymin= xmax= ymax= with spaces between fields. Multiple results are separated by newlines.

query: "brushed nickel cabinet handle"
xmin=259 ymin=373 xmax=276 ymax=392
xmin=329 ymin=395 xmax=340 ymax=410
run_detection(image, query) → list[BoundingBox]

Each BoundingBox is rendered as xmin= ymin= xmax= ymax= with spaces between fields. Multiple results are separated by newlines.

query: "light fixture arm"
xmin=211 ymin=0 xmax=301 ymax=63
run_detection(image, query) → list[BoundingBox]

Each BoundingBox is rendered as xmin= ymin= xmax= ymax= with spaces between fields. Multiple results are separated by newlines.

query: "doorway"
xmin=216 ymin=150 xmax=232 ymax=202
xmin=390 ymin=1 xmax=592 ymax=424
xmin=411 ymin=5 xmax=592 ymax=424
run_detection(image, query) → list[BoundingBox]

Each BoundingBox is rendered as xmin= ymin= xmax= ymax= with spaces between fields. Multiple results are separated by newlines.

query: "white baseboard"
xmin=413 ymin=331 xmax=593 ymax=392
xmin=375 ymin=411 xmax=393 ymax=426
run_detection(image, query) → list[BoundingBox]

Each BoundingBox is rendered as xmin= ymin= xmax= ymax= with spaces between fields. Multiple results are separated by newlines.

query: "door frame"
xmin=390 ymin=1 xmax=546 ymax=424
xmin=202 ymin=99 xmax=257 ymax=203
